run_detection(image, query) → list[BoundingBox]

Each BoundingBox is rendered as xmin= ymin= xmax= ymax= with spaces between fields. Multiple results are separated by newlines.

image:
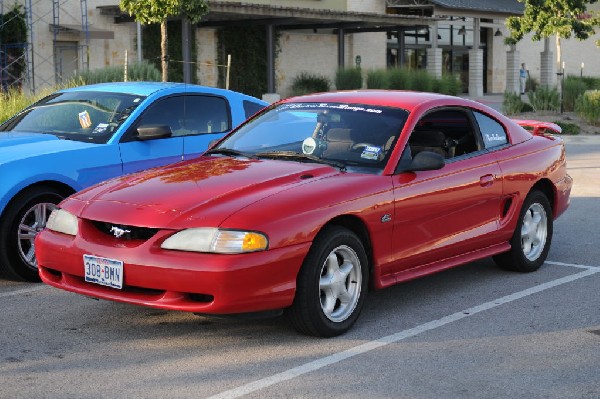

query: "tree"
xmin=505 ymin=0 xmax=600 ymax=65
xmin=120 ymin=0 xmax=208 ymax=82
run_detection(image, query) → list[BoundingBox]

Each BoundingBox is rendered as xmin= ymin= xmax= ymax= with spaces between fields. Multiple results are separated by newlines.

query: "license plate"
xmin=84 ymin=254 xmax=124 ymax=289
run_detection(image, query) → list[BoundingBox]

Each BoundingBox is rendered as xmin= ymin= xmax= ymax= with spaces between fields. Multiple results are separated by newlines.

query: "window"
xmin=1 ymin=90 xmax=145 ymax=144
xmin=131 ymin=95 xmax=231 ymax=138
xmin=473 ymin=111 xmax=508 ymax=148
xmin=408 ymin=109 xmax=480 ymax=159
xmin=243 ymin=100 xmax=265 ymax=119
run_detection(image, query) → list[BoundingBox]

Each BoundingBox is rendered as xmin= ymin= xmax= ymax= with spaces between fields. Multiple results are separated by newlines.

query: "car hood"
xmin=0 ymin=132 xmax=91 ymax=161
xmin=69 ymin=156 xmax=341 ymax=228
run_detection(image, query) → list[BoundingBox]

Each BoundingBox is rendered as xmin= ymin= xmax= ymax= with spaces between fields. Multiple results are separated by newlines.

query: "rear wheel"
xmin=288 ymin=226 xmax=368 ymax=337
xmin=0 ymin=187 xmax=66 ymax=281
xmin=494 ymin=190 xmax=553 ymax=273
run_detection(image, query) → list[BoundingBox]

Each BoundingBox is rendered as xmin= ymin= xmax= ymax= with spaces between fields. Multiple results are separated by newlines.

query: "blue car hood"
xmin=0 ymin=132 xmax=94 ymax=163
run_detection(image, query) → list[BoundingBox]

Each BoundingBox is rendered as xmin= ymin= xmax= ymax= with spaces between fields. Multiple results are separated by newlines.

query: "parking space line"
xmin=208 ymin=266 xmax=600 ymax=399
xmin=545 ymin=260 xmax=600 ymax=270
xmin=0 ymin=285 xmax=49 ymax=298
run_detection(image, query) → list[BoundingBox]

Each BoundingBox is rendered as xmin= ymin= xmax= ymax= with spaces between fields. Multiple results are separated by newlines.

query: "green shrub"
xmin=526 ymin=76 xmax=539 ymax=93
xmin=575 ymin=90 xmax=600 ymax=125
xmin=366 ymin=69 xmax=388 ymax=89
xmin=562 ymin=76 xmax=587 ymax=112
xmin=387 ymin=68 xmax=411 ymax=90
xmin=365 ymin=68 xmax=460 ymax=95
xmin=126 ymin=62 xmax=162 ymax=82
xmin=290 ymin=72 xmax=330 ymax=96
xmin=436 ymin=73 xmax=462 ymax=95
xmin=74 ymin=61 xmax=160 ymax=85
xmin=502 ymin=91 xmax=525 ymax=115
xmin=579 ymin=76 xmax=600 ymax=90
xmin=553 ymin=120 xmax=580 ymax=135
xmin=527 ymin=86 xmax=560 ymax=112
xmin=335 ymin=67 xmax=363 ymax=90
xmin=522 ymin=102 xmax=534 ymax=112
xmin=411 ymin=70 xmax=434 ymax=92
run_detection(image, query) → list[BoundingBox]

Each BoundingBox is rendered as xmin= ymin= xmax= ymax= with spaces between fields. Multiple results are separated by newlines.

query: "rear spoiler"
xmin=513 ymin=119 xmax=562 ymax=135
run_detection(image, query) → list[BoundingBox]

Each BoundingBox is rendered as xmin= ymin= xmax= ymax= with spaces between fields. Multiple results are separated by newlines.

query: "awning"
xmin=49 ymin=24 xmax=115 ymax=40
xmin=98 ymin=2 xmax=438 ymax=32
xmin=200 ymin=1 xmax=438 ymax=31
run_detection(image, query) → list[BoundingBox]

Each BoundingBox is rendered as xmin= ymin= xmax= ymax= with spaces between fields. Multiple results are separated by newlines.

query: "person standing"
xmin=520 ymin=63 xmax=528 ymax=95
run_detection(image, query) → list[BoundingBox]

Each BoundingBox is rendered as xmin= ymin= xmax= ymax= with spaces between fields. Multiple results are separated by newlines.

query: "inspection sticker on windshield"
xmin=84 ymin=254 xmax=123 ymax=289
xmin=92 ymin=123 xmax=109 ymax=134
xmin=361 ymin=146 xmax=382 ymax=160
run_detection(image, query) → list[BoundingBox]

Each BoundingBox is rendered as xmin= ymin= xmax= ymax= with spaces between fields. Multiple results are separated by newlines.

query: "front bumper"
xmin=36 ymin=227 xmax=310 ymax=314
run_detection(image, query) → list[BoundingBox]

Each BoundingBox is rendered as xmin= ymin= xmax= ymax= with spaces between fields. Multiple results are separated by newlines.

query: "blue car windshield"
xmin=0 ymin=91 xmax=146 ymax=144
xmin=217 ymin=102 xmax=408 ymax=172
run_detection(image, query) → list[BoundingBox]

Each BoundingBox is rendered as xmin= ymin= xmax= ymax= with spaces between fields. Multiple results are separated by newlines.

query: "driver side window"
xmin=129 ymin=95 xmax=231 ymax=139
xmin=408 ymin=108 xmax=481 ymax=160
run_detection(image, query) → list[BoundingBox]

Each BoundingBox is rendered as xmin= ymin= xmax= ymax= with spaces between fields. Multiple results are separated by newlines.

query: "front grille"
xmin=91 ymin=221 xmax=159 ymax=241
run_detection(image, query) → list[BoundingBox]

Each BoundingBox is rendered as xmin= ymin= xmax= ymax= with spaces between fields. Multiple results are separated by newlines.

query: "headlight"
xmin=161 ymin=228 xmax=268 ymax=254
xmin=46 ymin=208 xmax=78 ymax=236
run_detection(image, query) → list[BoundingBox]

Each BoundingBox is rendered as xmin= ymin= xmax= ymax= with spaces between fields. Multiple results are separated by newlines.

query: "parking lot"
xmin=1 ymin=135 xmax=599 ymax=399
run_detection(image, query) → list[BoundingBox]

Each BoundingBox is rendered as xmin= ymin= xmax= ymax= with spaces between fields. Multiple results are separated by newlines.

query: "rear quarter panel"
xmin=492 ymin=134 xmax=571 ymax=238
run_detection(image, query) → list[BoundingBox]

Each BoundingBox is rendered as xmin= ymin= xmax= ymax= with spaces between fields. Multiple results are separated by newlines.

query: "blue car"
xmin=0 ymin=82 xmax=267 ymax=281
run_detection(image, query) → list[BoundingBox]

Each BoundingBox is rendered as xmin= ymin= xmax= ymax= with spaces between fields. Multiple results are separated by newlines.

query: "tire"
xmin=288 ymin=226 xmax=369 ymax=337
xmin=493 ymin=190 xmax=553 ymax=273
xmin=0 ymin=187 xmax=66 ymax=281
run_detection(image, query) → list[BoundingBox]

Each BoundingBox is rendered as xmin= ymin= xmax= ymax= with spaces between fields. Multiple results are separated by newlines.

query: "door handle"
xmin=479 ymin=174 xmax=495 ymax=187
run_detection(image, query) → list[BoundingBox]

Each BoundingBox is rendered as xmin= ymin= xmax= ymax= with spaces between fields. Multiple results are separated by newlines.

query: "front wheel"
xmin=288 ymin=226 xmax=369 ymax=337
xmin=0 ymin=187 xmax=66 ymax=281
xmin=493 ymin=190 xmax=553 ymax=273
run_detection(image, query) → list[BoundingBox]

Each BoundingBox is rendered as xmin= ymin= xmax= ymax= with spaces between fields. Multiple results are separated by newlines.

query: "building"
xmin=2 ymin=0 xmax=599 ymax=97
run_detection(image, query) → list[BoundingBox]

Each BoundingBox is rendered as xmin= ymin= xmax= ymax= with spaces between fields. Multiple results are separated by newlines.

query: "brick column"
xmin=506 ymin=46 xmax=520 ymax=94
xmin=468 ymin=49 xmax=484 ymax=97
xmin=426 ymin=47 xmax=442 ymax=79
xmin=540 ymin=38 xmax=556 ymax=87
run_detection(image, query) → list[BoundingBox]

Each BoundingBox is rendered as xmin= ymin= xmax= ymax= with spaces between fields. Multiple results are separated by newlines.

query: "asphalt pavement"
xmin=0 ymin=135 xmax=598 ymax=399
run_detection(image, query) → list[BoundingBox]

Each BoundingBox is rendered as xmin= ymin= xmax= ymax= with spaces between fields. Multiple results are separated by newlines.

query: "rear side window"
xmin=243 ymin=100 xmax=265 ymax=119
xmin=474 ymin=111 xmax=508 ymax=148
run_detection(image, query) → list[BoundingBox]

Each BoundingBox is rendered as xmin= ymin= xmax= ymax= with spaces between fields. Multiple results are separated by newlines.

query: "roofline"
xmin=99 ymin=2 xmax=440 ymax=29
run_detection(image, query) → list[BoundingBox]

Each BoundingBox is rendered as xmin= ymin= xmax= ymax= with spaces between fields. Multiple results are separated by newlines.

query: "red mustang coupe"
xmin=36 ymin=91 xmax=572 ymax=337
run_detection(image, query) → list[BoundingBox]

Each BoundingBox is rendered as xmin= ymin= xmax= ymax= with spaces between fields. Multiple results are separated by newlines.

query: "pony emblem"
xmin=110 ymin=226 xmax=131 ymax=238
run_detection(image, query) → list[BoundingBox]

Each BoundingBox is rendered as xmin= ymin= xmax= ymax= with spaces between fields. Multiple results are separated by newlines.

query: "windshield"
xmin=0 ymin=91 xmax=146 ymax=144
xmin=216 ymin=102 xmax=408 ymax=173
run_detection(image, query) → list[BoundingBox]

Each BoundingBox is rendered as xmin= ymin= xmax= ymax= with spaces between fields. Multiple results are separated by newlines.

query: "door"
xmin=54 ymin=42 xmax=78 ymax=84
xmin=119 ymin=95 xmax=185 ymax=174
xmin=119 ymin=94 xmax=234 ymax=173
xmin=386 ymin=108 xmax=504 ymax=275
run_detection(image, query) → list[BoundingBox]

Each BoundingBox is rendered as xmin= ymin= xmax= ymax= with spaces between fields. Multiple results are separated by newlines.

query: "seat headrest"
xmin=408 ymin=130 xmax=446 ymax=146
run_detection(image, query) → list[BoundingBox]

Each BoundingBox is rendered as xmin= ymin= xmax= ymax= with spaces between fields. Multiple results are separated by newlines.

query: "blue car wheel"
xmin=0 ymin=186 xmax=68 ymax=281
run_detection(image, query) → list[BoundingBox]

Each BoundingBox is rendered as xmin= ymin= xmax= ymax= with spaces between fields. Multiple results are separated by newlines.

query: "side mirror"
xmin=407 ymin=151 xmax=445 ymax=171
xmin=136 ymin=124 xmax=172 ymax=141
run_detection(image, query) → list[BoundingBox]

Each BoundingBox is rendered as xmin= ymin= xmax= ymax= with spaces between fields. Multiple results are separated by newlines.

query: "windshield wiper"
xmin=204 ymin=147 xmax=256 ymax=159
xmin=255 ymin=150 xmax=346 ymax=171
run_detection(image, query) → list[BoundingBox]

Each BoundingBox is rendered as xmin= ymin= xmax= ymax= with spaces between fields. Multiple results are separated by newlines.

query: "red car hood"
xmin=67 ymin=156 xmax=340 ymax=228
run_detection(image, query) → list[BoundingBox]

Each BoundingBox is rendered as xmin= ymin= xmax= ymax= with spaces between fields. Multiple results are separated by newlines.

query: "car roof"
xmin=283 ymin=90 xmax=475 ymax=113
xmin=59 ymin=82 xmax=257 ymax=99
